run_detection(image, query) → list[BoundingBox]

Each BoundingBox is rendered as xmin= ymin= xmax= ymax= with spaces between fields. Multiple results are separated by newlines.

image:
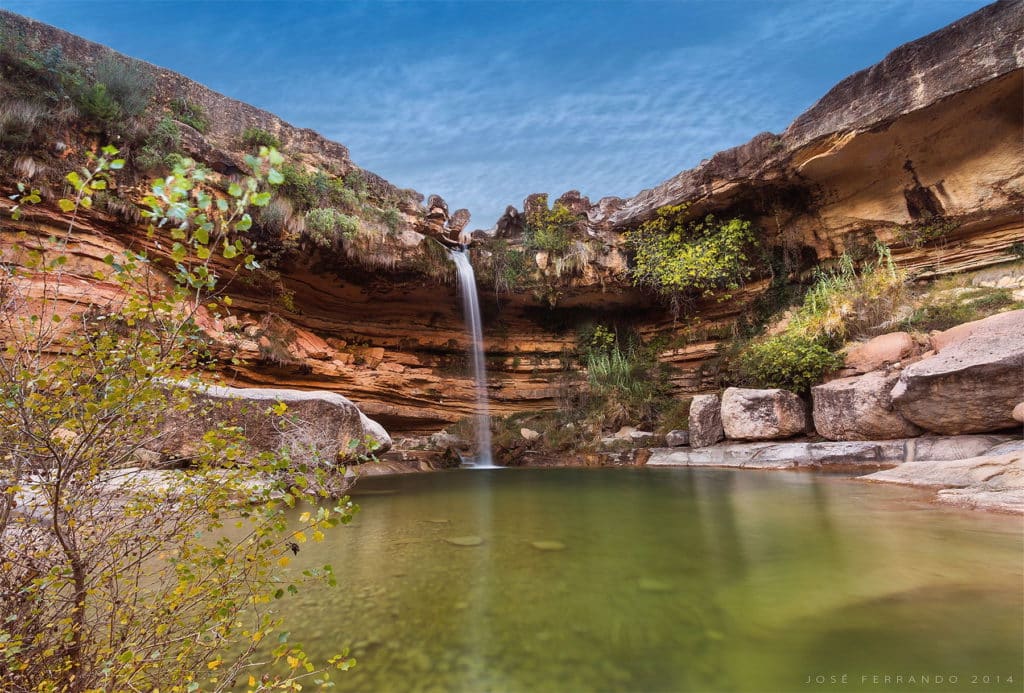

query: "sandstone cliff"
xmin=1 ymin=3 xmax=1022 ymax=435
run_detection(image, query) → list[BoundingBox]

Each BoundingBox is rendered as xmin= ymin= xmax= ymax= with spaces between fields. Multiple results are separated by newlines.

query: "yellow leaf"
xmin=248 ymin=675 xmax=257 ymax=687
xmin=207 ymin=658 xmax=222 ymax=670
xmin=278 ymin=556 xmax=290 ymax=567
xmin=57 ymin=198 xmax=76 ymax=212
xmin=287 ymin=655 xmax=300 ymax=669
xmin=294 ymin=531 xmax=307 ymax=544
xmin=298 ymin=511 xmax=311 ymax=523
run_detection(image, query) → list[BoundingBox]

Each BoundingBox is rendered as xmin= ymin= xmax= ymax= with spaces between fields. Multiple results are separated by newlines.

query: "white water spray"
xmin=450 ymin=249 xmax=497 ymax=468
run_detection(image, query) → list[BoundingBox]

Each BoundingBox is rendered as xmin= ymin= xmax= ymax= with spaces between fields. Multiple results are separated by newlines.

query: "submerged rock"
xmin=530 ymin=540 xmax=566 ymax=551
xmin=689 ymin=395 xmax=724 ymax=448
xmin=444 ymin=535 xmax=484 ymax=547
xmin=812 ymin=371 xmax=922 ymax=441
xmin=721 ymin=388 xmax=807 ymax=441
xmin=637 ymin=578 xmax=674 ymax=593
xmin=891 ymin=311 xmax=1024 ymax=434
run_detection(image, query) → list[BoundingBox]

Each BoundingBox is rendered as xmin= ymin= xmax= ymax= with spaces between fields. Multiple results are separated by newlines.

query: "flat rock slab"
xmin=646 ymin=435 xmax=1012 ymax=471
xmin=891 ymin=310 xmax=1024 ymax=434
xmin=863 ymin=453 xmax=1024 ymax=514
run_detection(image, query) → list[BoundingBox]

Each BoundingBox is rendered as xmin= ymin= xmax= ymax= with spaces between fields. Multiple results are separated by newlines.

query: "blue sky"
xmin=4 ymin=1 xmax=989 ymax=226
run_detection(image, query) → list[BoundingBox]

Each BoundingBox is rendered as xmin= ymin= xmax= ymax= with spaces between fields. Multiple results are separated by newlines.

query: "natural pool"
xmin=273 ymin=468 xmax=1023 ymax=692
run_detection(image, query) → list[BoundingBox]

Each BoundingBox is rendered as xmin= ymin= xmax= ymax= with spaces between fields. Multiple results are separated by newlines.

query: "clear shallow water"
xmin=274 ymin=468 xmax=1023 ymax=693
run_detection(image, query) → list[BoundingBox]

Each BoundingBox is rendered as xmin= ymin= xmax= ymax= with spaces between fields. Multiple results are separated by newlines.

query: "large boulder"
xmin=843 ymin=332 xmax=918 ymax=374
xmin=689 ymin=394 xmax=724 ymax=448
xmin=891 ymin=310 xmax=1024 ymax=434
xmin=721 ymin=387 xmax=807 ymax=441
xmin=156 ymin=383 xmax=392 ymax=464
xmin=812 ymin=371 xmax=923 ymax=441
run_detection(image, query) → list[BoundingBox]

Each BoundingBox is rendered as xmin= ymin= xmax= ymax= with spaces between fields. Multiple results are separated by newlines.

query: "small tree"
xmin=627 ymin=204 xmax=757 ymax=315
xmin=1 ymin=146 xmax=355 ymax=691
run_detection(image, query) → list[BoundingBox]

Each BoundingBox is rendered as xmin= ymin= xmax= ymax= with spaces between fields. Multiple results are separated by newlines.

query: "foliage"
xmin=788 ymin=243 xmax=906 ymax=342
xmin=903 ymin=288 xmax=1023 ymax=332
xmin=243 ymin=126 xmax=281 ymax=150
xmin=1010 ymin=241 xmax=1024 ymax=260
xmin=732 ymin=332 xmax=843 ymax=393
xmin=477 ymin=238 xmax=529 ymax=294
xmin=279 ymin=164 xmax=362 ymax=212
xmin=304 ymin=207 xmax=359 ymax=248
xmin=0 ymin=146 xmax=357 ymax=690
xmin=134 ymin=116 xmax=182 ymax=171
xmin=0 ymin=99 xmax=48 ymax=149
xmin=894 ymin=214 xmax=959 ymax=248
xmin=582 ymin=330 xmax=673 ymax=430
xmin=74 ymin=56 xmax=153 ymax=129
xmin=171 ymin=97 xmax=209 ymax=133
xmin=627 ymin=204 xmax=757 ymax=308
xmin=92 ymin=56 xmax=153 ymax=119
xmin=524 ymin=196 xmax=579 ymax=255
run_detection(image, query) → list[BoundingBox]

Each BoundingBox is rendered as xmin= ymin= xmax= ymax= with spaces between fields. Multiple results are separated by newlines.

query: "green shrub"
xmin=280 ymin=163 xmax=363 ymax=212
xmin=380 ymin=205 xmax=402 ymax=232
xmin=894 ymin=215 xmax=958 ymax=248
xmin=242 ymin=126 xmax=280 ymax=149
xmin=524 ymin=195 xmax=579 ymax=254
xmin=479 ymin=238 xmax=529 ymax=293
xmin=627 ymin=204 xmax=756 ymax=304
xmin=134 ymin=117 xmax=181 ymax=171
xmin=584 ymin=336 xmax=672 ymax=430
xmin=76 ymin=82 xmax=121 ymax=124
xmin=170 ymin=97 xmax=208 ymax=133
xmin=734 ymin=333 xmax=842 ymax=394
xmin=304 ymin=207 xmax=359 ymax=247
xmin=790 ymin=243 xmax=906 ymax=341
xmin=93 ymin=56 xmax=152 ymax=117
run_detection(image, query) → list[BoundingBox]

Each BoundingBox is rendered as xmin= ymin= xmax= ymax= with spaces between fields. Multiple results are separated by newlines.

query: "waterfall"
xmin=450 ymin=249 xmax=497 ymax=468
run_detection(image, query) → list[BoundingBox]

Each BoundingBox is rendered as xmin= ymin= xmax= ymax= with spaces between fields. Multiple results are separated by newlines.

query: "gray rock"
xmin=520 ymin=428 xmax=541 ymax=441
xmin=156 ymin=382 xmax=392 ymax=465
xmin=664 ymin=430 xmax=690 ymax=447
xmin=721 ymin=387 xmax=807 ymax=441
xmin=689 ymin=394 xmax=724 ymax=448
xmin=812 ymin=371 xmax=923 ymax=440
xmin=986 ymin=440 xmax=1024 ymax=456
xmin=864 ymin=453 xmax=1024 ymax=514
xmin=891 ymin=311 xmax=1024 ymax=434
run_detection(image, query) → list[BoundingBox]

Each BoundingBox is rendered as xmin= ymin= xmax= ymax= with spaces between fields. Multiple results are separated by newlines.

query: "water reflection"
xmin=271 ymin=468 xmax=1023 ymax=692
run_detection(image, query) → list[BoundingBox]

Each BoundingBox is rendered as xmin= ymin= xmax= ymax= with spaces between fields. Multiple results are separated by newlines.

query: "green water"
xmin=275 ymin=468 xmax=1023 ymax=693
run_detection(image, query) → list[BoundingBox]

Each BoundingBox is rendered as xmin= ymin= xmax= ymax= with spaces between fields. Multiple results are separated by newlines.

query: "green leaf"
xmin=58 ymin=199 xmax=76 ymax=213
xmin=193 ymin=227 xmax=209 ymax=245
xmin=228 ymin=182 xmax=243 ymax=198
xmin=196 ymin=245 xmax=211 ymax=260
xmin=222 ymin=242 xmax=238 ymax=259
xmin=267 ymin=168 xmax=284 ymax=185
xmin=234 ymin=214 xmax=252 ymax=232
xmin=110 ymin=158 xmax=125 ymax=170
xmin=171 ymin=243 xmax=188 ymax=263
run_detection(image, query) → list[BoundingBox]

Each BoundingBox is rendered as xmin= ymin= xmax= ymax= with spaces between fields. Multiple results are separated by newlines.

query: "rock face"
xmin=1014 ymin=402 xmax=1024 ymax=424
xmin=843 ymin=333 xmax=919 ymax=374
xmin=813 ymin=371 xmax=923 ymax=441
xmin=664 ymin=430 xmax=690 ymax=447
xmin=688 ymin=395 xmax=724 ymax=448
xmin=891 ymin=311 xmax=1024 ymax=434
xmin=156 ymin=383 xmax=392 ymax=464
xmin=721 ymin=388 xmax=808 ymax=441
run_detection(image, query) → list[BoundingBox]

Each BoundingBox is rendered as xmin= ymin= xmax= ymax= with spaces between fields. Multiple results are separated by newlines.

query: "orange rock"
xmin=843 ymin=332 xmax=918 ymax=373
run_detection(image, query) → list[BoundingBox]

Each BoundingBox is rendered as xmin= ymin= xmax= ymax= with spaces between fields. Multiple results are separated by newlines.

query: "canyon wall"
xmin=1 ymin=2 xmax=1021 ymax=435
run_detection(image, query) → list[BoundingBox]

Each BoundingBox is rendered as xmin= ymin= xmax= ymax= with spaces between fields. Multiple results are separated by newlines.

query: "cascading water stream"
xmin=450 ymin=249 xmax=497 ymax=468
